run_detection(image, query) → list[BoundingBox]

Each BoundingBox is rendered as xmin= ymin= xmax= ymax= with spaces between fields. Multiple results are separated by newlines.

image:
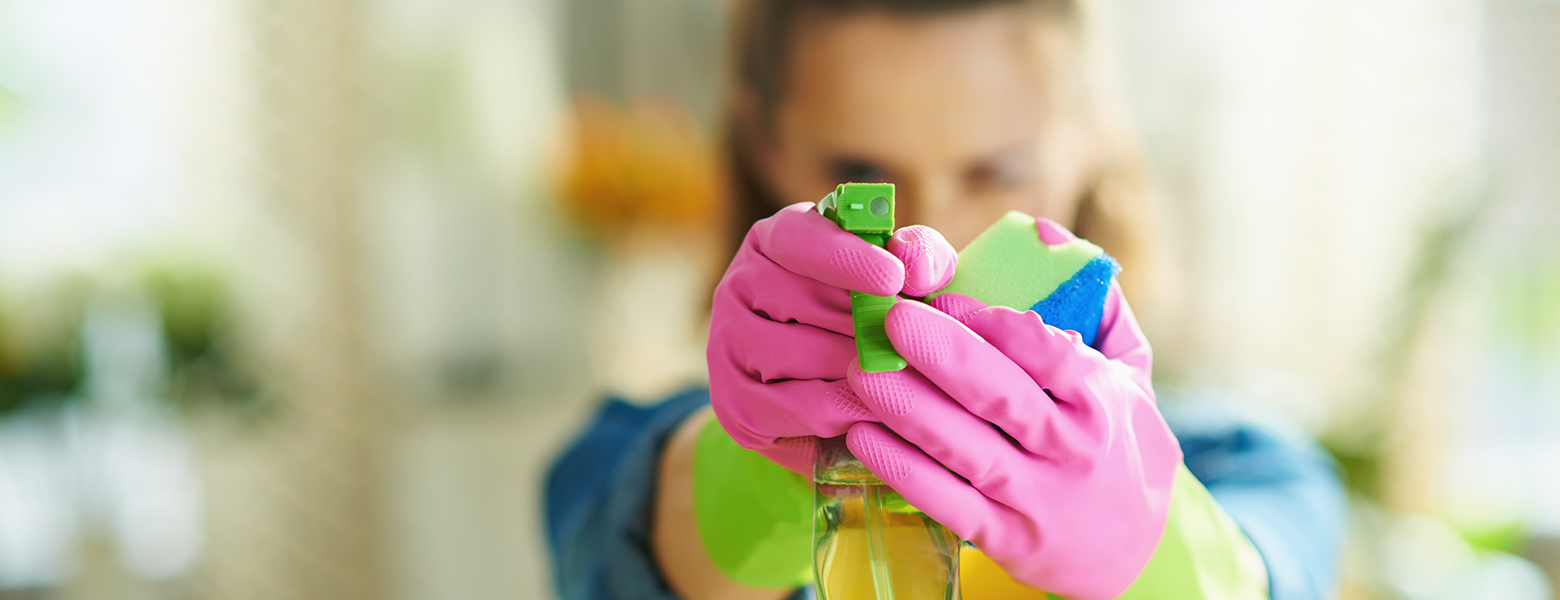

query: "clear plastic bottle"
xmin=813 ymin=436 xmax=960 ymax=600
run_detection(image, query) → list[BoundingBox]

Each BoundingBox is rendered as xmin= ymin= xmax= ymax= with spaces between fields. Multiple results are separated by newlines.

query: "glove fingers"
xmin=706 ymin=373 xmax=877 ymax=449
xmin=961 ymin=305 xmax=1119 ymax=462
xmin=954 ymin=303 xmax=1092 ymax=374
xmin=1092 ymin=283 xmax=1155 ymax=395
xmin=888 ymin=225 xmax=957 ymax=297
xmin=750 ymin=202 xmax=905 ymax=297
xmin=845 ymin=423 xmax=1034 ymax=554
xmin=961 ymin=305 xmax=1107 ymax=395
xmin=847 ymin=362 xmax=1041 ymax=508
xmin=719 ymin=310 xmax=858 ymax=383
xmin=925 ymin=292 xmax=988 ymax=325
xmin=722 ymin=248 xmax=856 ymax=336
xmin=881 ymin=300 xmax=1061 ymax=457
xmin=756 ymin=435 xmax=819 ymax=476
xmin=1033 ymin=217 xmax=1079 ymax=245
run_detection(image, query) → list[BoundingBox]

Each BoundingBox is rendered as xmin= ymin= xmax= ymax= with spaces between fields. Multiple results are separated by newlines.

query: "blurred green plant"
xmin=1319 ymin=184 xmax=1489 ymax=499
xmin=0 ymin=277 xmax=90 ymax=416
xmin=138 ymin=259 xmax=264 ymax=416
xmin=0 ymin=259 xmax=265 ymax=421
xmin=1460 ymin=521 xmax=1528 ymax=555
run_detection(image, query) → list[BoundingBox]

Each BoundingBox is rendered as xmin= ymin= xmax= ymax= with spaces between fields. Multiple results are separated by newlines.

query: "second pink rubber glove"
xmin=845 ymin=281 xmax=1180 ymax=600
xmin=707 ymin=202 xmax=957 ymax=475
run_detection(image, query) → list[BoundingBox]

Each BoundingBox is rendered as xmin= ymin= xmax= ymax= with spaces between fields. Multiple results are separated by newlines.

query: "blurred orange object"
xmin=552 ymin=95 xmax=719 ymax=246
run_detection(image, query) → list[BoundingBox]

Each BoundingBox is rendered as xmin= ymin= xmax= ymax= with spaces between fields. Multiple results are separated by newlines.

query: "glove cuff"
xmin=1117 ymin=465 xmax=1271 ymax=600
xmin=692 ymin=416 xmax=814 ymax=587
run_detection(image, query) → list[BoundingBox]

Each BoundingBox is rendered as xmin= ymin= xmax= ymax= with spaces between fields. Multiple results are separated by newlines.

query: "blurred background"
xmin=0 ymin=0 xmax=1556 ymax=598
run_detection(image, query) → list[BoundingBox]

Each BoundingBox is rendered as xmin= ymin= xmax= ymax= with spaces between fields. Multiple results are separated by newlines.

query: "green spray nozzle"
xmin=818 ymin=183 xmax=906 ymax=373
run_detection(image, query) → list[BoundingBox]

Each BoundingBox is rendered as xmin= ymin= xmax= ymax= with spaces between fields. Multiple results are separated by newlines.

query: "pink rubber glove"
xmin=707 ymin=202 xmax=957 ymax=475
xmin=844 ymin=224 xmax=1179 ymax=600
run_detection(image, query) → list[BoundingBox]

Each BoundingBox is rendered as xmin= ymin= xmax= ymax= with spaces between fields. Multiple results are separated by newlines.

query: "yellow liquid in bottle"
xmin=813 ymin=458 xmax=959 ymax=600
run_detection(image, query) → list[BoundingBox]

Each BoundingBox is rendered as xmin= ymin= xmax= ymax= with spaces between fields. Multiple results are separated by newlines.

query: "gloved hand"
xmin=706 ymin=201 xmax=957 ymax=475
xmin=843 ymin=221 xmax=1179 ymax=600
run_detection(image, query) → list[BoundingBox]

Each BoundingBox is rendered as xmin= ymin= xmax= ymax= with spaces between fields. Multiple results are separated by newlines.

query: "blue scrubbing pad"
xmin=928 ymin=211 xmax=1121 ymax=347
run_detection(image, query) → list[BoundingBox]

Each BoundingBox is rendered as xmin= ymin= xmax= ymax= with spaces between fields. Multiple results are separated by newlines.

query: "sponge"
xmin=928 ymin=211 xmax=1120 ymax=347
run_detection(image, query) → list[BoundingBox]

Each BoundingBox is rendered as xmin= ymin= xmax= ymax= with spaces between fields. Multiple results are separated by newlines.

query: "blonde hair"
xmin=720 ymin=0 xmax=1166 ymax=306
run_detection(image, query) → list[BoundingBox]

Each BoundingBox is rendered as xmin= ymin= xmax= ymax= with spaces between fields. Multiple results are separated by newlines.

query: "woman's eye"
xmin=966 ymin=155 xmax=1034 ymax=190
xmin=829 ymin=160 xmax=889 ymax=184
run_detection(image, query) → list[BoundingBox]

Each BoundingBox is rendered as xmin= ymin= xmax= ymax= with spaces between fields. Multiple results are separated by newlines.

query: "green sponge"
xmin=928 ymin=211 xmax=1103 ymax=311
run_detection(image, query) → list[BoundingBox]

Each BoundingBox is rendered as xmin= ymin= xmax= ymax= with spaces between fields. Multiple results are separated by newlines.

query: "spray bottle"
xmin=813 ymin=183 xmax=961 ymax=600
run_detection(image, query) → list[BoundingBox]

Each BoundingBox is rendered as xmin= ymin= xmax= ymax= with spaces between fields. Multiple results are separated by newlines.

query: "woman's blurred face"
xmin=752 ymin=5 xmax=1092 ymax=249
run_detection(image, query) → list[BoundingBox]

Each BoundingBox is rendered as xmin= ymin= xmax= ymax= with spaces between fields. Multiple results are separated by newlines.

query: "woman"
xmin=546 ymin=0 xmax=1346 ymax=598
